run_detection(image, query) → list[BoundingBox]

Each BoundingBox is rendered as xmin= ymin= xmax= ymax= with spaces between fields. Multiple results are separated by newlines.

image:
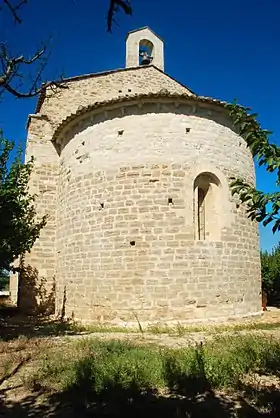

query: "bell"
xmin=139 ymin=50 xmax=152 ymax=66
xmin=141 ymin=57 xmax=151 ymax=66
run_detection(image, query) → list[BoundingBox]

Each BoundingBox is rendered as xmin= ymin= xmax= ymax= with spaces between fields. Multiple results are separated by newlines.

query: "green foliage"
xmin=261 ymin=243 xmax=280 ymax=303
xmin=0 ymin=268 xmax=9 ymax=291
xmin=0 ymin=132 xmax=47 ymax=271
xmin=28 ymin=335 xmax=280 ymax=394
xmin=32 ymin=339 xmax=165 ymax=392
xmin=226 ymin=101 xmax=280 ymax=233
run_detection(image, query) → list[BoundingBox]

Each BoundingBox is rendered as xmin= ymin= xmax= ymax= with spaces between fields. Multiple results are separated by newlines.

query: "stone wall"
xmin=53 ymin=100 xmax=261 ymax=324
xmin=35 ymin=66 xmax=192 ymax=131
xmin=20 ymin=116 xmax=58 ymax=314
xmin=23 ymin=62 xmax=262 ymax=323
xmin=24 ymin=67 xmax=194 ymax=316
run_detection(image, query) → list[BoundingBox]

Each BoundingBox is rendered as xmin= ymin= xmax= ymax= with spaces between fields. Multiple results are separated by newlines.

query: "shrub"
xmin=29 ymin=335 xmax=280 ymax=396
xmin=261 ymin=243 xmax=280 ymax=304
xmin=0 ymin=269 xmax=9 ymax=291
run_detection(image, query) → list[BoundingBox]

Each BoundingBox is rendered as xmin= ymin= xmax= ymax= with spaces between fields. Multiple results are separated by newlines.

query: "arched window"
xmin=194 ymin=173 xmax=221 ymax=241
xmin=197 ymin=187 xmax=206 ymax=240
xmin=139 ymin=39 xmax=154 ymax=66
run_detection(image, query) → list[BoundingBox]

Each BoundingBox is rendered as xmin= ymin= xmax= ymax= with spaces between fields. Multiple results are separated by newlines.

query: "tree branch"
xmin=0 ymin=0 xmax=133 ymax=99
xmin=2 ymin=79 xmax=67 ymax=98
xmin=107 ymin=0 xmax=132 ymax=32
xmin=0 ymin=43 xmax=46 ymax=82
xmin=14 ymin=48 xmax=46 ymax=65
xmin=0 ymin=42 xmax=66 ymax=98
xmin=228 ymin=101 xmax=280 ymax=233
xmin=2 ymin=0 xmax=27 ymax=24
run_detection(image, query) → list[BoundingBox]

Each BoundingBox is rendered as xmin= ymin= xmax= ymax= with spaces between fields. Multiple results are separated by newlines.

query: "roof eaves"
xmin=53 ymin=92 xmax=227 ymax=143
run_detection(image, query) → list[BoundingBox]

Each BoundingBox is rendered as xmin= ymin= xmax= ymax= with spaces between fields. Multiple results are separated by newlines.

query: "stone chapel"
xmin=17 ymin=27 xmax=262 ymax=324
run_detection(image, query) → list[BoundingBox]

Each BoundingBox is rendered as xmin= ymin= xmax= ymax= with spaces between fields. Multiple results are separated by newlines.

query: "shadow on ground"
xmin=1 ymin=376 xmax=280 ymax=417
xmin=1 ymin=343 xmax=280 ymax=417
xmin=0 ymin=309 xmax=82 ymax=341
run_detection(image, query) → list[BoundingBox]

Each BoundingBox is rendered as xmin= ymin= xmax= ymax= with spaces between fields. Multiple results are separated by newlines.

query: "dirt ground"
xmin=55 ymin=308 xmax=280 ymax=348
xmin=0 ymin=308 xmax=280 ymax=417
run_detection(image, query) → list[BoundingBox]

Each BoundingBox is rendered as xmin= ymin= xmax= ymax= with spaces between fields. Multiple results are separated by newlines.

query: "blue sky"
xmin=1 ymin=0 xmax=279 ymax=251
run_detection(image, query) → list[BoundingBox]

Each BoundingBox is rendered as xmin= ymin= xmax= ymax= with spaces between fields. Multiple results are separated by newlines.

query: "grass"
xmin=2 ymin=333 xmax=280 ymax=417
xmin=26 ymin=334 xmax=280 ymax=395
xmin=147 ymin=320 xmax=280 ymax=335
xmin=1 ymin=309 xmax=280 ymax=351
xmin=76 ymin=318 xmax=280 ymax=337
xmin=1 ymin=308 xmax=280 ymax=343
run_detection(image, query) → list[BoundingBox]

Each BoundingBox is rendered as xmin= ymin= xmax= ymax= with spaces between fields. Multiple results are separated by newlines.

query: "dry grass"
xmin=79 ymin=311 xmax=280 ymax=337
xmin=0 ymin=329 xmax=280 ymax=417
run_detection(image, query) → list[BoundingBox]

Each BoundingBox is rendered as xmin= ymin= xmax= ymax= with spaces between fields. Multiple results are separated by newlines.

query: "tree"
xmin=0 ymin=0 xmax=132 ymax=99
xmin=0 ymin=133 xmax=47 ymax=271
xmin=261 ymin=243 xmax=280 ymax=304
xmin=227 ymin=101 xmax=280 ymax=234
xmin=0 ymin=0 xmax=132 ymax=272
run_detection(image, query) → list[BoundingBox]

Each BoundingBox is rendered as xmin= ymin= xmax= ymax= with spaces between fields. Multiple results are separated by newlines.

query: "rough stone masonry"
xmin=15 ymin=27 xmax=262 ymax=324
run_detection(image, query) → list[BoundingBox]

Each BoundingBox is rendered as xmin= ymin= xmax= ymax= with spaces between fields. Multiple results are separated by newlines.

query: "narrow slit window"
xmin=194 ymin=172 xmax=221 ymax=241
xmin=198 ymin=187 xmax=206 ymax=240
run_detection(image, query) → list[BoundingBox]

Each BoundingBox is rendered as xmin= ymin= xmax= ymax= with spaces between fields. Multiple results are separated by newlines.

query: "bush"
xmin=0 ymin=269 xmax=9 ymax=291
xmin=29 ymin=335 xmax=280 ymax=396
xmin=0 ymin=135 xmax=47 ymax=272
xmin=261 ymin=243 xmax=280 ymax=304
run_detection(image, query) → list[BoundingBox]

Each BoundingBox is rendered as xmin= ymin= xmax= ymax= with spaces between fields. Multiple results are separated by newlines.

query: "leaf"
xmin=0 ymin=132 xmax=47 ymax=270
xmin=228 ymin=101 xmax=280 ymax=235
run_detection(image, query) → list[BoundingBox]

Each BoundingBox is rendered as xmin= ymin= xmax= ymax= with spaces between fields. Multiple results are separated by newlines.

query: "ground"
xmin=1 ymin=309 xmax=280 ymax=417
